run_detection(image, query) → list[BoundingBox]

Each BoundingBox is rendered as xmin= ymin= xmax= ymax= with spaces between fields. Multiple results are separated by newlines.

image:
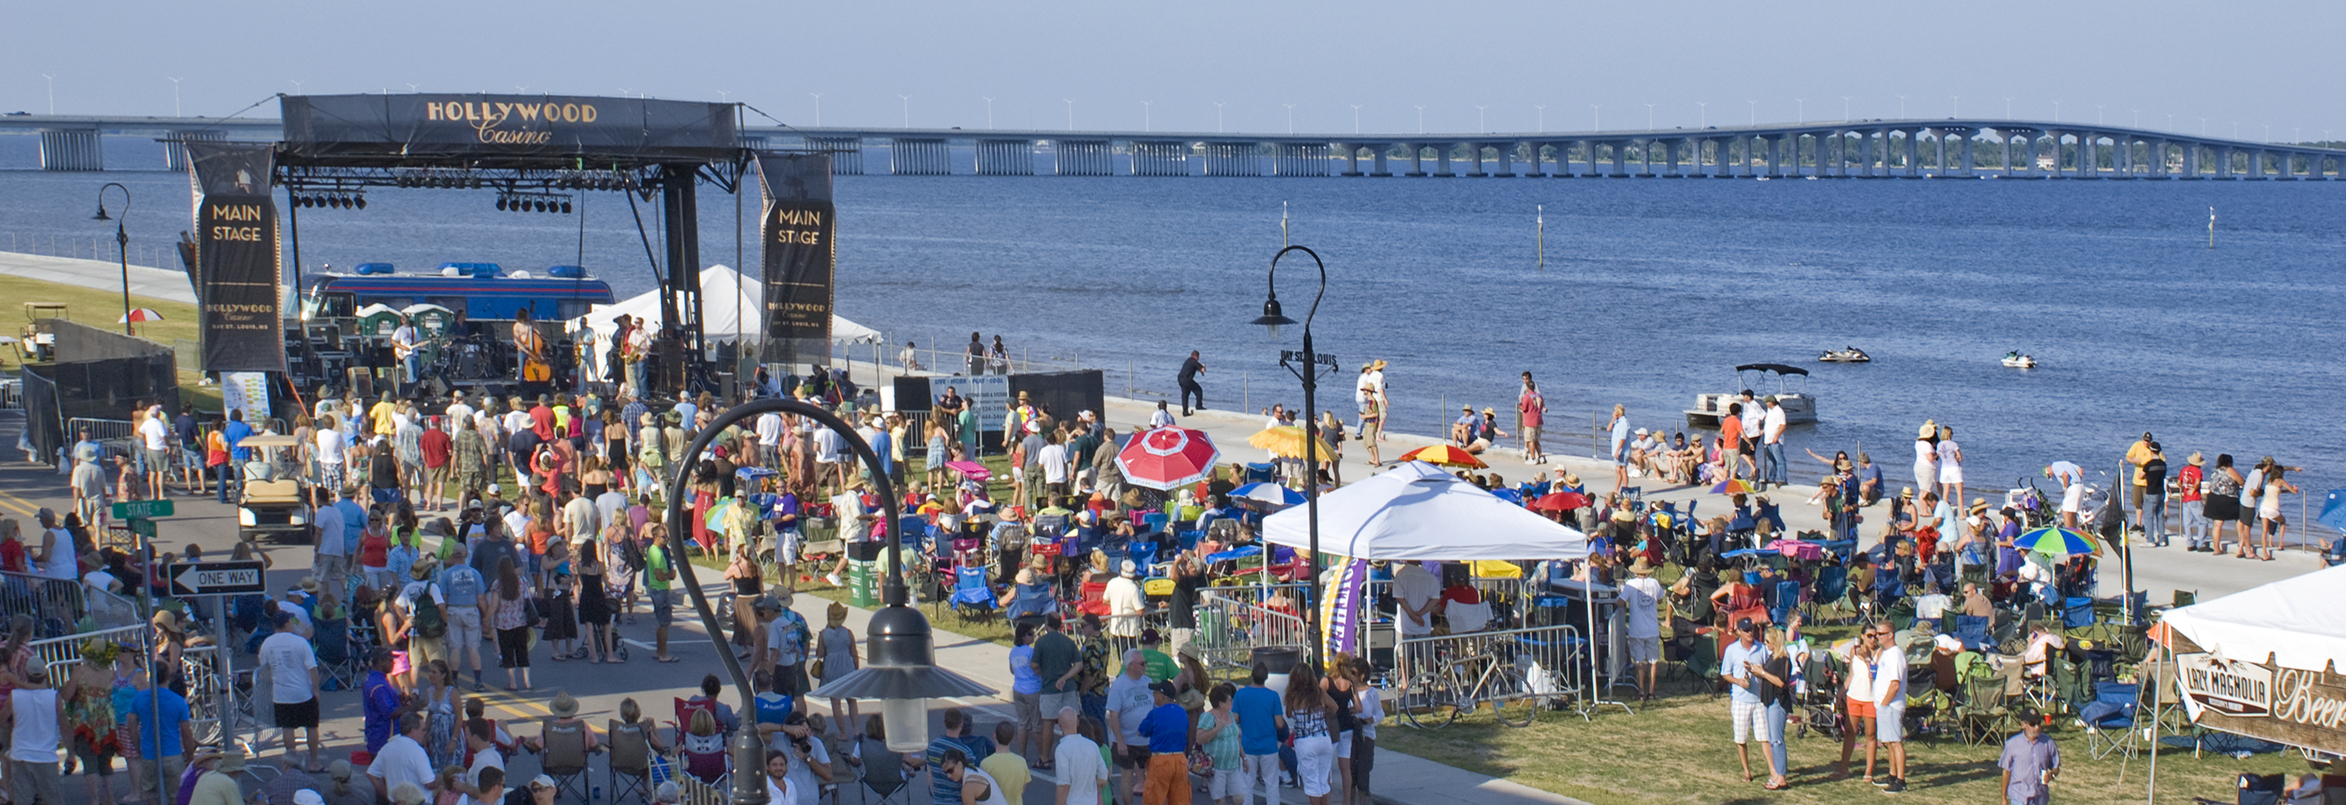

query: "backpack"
xmin=410 ymin=583 xmax=448 ymax=639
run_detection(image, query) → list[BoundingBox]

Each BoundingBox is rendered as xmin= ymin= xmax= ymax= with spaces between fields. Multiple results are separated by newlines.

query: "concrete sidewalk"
xmin=792 ymin=588 xmax=1593 ymax=805
xmin=0 ymin=250 xmax=200 ymax=304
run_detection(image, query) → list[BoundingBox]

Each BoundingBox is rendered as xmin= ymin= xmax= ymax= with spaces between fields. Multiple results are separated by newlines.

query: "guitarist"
xmin=513 ymin=308 xmax=551 ymax=394
xmin=390 ymin=313 xmax=422 ymax=396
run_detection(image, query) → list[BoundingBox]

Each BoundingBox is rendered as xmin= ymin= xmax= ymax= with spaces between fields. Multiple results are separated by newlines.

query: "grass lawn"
xmin=0 ymin=273 xmax=223 ymax=411
xmin=1376 ymin=692 xmax=2311 ymax=805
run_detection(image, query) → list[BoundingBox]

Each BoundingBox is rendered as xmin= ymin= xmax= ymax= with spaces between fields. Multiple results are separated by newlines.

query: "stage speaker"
xmin=655 ymin=338 xmax=684 ymax=395
xmin=346 ymin=368 xmax=375 ymax=400
xmin=423 ymin=377 xmax=450 ymax=400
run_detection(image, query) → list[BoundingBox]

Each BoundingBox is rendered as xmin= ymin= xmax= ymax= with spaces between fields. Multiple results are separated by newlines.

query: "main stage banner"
xmin=280 ymin=94 xmax=739 ymax=160
xmin=755 ymin=153 xmax=835 ymax=366
xmin=184 ymin=142 xmax=286 ymax=374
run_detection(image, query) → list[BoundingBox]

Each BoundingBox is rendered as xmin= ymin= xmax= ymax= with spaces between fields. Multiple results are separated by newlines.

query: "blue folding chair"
xmin=1952 ymin=615 xmax=1992 ymax=651
xmin=948 ymin=567 xmax=998 ymax=624
xmin=2063 ymin=596 xmax=2096 ymax=629
xmin=1128 ymin=541 xmax=1159 ymax=574
xmin=2082 ymin=681 xmax=2143 ymax=760
xmin=1141 ymin=512 xmax=1168 ymax=534
xmin=1768 ymin=580 xmax=1800 ymax=625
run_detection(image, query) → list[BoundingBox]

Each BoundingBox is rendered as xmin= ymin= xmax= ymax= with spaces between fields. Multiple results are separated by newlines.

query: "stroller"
xmin=1795 ymin=650 xmax=1846 ymax=740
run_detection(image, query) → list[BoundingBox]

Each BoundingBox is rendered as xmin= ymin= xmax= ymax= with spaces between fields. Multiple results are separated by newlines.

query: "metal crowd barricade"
xmin=66 ymin=416 xmax=137 ymax=459
xmin=1392 ymin=623 xmax=1585 ymax=714
xmin=1193 ymin=589 xmax=1310 ymax=672
xmin=2 ymin=569 xmax=89 ymax=638
xmin=0 ymin=376 xmax=21 ymax=410
xmin=29 ymin=623 xmax=148 ymax=677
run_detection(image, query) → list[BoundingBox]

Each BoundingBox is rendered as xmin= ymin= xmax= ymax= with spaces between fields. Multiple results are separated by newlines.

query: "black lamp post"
xmin=664 ymin=398 xmax=993 ymax=805
xmin=92 ymin=182 xmax=132 ymax=335
xmin=1251 ymin=244 xmax=1328 ymax=669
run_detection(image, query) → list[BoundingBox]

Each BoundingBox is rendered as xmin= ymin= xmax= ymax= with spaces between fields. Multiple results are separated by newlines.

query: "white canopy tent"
xmin=574 ymin=264 xmax=879 ymax=344
xmin=1262 ymin=460 xmax=1590 ymax=561
xmin=2160 ymin=562 xmax=2346 ymax=672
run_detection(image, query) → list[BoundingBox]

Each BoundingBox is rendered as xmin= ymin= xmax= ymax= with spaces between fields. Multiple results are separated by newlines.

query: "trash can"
xmin=848 ymin=559 xmax=878 ymax=608
xmin=1252 ymin=646 xmax=1301 ymax=697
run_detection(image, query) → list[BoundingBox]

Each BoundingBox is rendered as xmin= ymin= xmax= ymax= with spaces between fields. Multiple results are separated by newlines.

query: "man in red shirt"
xmin=420 ymin=417 xmax=453 ymax=513
xmin=2178 ymin=451 xmax=2208 ymax=552
xmin=1517 ymin=374 xmax=1548 ymax=466
xmin=529 ymin=395 xmax=557 ymax=443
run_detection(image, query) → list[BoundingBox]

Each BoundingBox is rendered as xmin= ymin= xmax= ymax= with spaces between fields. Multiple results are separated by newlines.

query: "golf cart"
xmin=236 ymin=434 xmax=314 ymax=545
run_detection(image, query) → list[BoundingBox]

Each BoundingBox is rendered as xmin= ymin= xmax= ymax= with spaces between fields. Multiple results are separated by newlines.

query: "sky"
xmin=3 ymin=0 xmax=2341 ymax=143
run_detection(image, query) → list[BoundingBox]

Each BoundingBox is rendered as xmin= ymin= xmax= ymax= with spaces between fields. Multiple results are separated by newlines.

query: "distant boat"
xmin=1686 ymin=363 xmax=1818 ymax=427
xmin=2002 ymin=352 xmax=2039 ymax=369
xmin=1818 ymin=347 xmax=1871 ymax=364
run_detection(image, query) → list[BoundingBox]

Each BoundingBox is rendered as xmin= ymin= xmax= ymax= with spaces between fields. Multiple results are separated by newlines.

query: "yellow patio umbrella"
xmin=1247 ymin=426 xmax=1336 ymax=460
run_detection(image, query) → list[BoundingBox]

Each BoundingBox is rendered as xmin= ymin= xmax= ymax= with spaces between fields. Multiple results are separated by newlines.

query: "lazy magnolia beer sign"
xmin=2174 ymin=648 xmax=2346 ymax=754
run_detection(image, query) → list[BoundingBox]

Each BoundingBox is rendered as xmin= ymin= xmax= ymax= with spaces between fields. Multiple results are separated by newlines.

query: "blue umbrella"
xmin=2319 ymin=489 xmax=2346 ymax=533
xmin=1232 ymin=482 xmax=1306 ymax=509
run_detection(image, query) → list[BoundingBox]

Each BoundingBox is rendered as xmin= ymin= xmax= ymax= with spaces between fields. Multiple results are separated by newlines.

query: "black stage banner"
xmin=755 ymin=153 xmax=835 ymax=365
xmin=280 ymin=94 xmax=738 ymax=160
xmin=184 ymin=142 xmax=286 ymax=373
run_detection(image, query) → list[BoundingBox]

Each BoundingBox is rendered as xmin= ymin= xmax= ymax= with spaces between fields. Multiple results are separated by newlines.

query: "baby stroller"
xmin=1795 ymin=651 xmax=1846 ymax=740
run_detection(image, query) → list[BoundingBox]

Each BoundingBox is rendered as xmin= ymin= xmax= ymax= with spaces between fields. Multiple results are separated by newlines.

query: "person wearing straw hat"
xmin=1621 ymin=558 xmax=1665 ymax=701
xmin=2177 ymin=451 xmax=2210 ymax=552
xmin=185 ymin=750 xmax=248 ymax=805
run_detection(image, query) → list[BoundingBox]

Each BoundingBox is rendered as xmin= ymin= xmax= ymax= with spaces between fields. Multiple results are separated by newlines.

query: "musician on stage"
xmin=391 ymin=313 xmax=422 ymax=395
xmin=513 ymin=308 xmax=551 ymax=393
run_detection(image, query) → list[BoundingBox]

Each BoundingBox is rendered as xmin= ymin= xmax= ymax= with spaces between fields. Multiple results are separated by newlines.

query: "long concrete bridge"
xmin=4 ymin=113 xmax=2339 ymax=180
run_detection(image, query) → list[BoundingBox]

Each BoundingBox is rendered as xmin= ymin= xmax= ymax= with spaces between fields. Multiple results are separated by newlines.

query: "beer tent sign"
xmin=2156 ymin=563 xmax=2346 ymax=756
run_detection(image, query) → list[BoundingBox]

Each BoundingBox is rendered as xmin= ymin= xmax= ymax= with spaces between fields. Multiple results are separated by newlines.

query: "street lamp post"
xmin=93 ymin=182 xmax=132 ymax=334
xmin=670 ymin=399 xmax=995 ymax=805
xmin=1250 ymin=245 xmax=1328 ymax=668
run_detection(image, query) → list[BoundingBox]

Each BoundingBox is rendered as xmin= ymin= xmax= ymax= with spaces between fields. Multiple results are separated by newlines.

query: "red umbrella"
xmin=1115 ymin=426 xmax=1222 ymax=491
xmin=1530 ymin=491 xmax=1590 ymax=512
xmin=1397 ymin=444 xmax=1487 ymax=469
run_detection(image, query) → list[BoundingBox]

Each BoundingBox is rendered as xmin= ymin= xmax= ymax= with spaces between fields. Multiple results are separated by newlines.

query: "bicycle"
xmin=1391 ymin=638 xmax=1539 ymax=729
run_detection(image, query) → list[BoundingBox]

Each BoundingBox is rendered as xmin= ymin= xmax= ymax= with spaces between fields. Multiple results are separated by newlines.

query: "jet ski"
xmin=2002 ymin=351 xmax=2039 ymax=369
xmin=1818 ymin=347 xmax=1871 ymax=363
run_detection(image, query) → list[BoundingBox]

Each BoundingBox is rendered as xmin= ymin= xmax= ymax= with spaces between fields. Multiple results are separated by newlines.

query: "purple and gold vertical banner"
xmin=754 ymin=153 xmax=834 ymax=366
xmin=1321 ymin=558 xmax=1370 ymax=666
xmin=184 ymin=142 xmax=286 ymax=373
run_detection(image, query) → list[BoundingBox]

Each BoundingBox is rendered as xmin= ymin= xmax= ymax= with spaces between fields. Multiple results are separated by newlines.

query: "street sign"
xmin=1280 ymin=350 xmax=1337 ymax=368
xmin=128 ymin=519 xmax=157 ymax=539
xmin=112 ymin=499 xmax=175 ymax=520
xmin=167 ymin=561 xmax=266 ymax=597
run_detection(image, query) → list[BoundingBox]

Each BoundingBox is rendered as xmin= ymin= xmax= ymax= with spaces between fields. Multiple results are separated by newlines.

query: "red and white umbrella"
xmin=118 ymin=308 xmax=164 ymax=324
xmin=1115 ymin=426 xmax=1222 ymax=491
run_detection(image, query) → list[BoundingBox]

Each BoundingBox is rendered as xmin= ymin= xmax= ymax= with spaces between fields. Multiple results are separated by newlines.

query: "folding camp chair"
xmin=948 ymin=566 xmax=998 ymax=624
xmin=606 ymin=720 xmax=656 ymax=805
xmin=2082 ymin=681 xmax=2144 ymax=760
xmin=540 ymin=719 xmax=594 ymax=803
xmin=313 ymin=617 xmax=358 ymax=691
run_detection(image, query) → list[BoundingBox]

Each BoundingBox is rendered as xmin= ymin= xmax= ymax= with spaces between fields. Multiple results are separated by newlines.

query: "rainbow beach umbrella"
xmin=2015 ymin=526 xmax=2100 ymax=558
xmin=1710 ymin=478 xmax=1754 ymax=496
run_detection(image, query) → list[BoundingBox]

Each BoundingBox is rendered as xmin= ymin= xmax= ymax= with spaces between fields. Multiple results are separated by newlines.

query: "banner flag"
xmin=184 ymin=142 xmax=286 ymax=373
xmin=754 ymin=153 xmax=835 ymax=366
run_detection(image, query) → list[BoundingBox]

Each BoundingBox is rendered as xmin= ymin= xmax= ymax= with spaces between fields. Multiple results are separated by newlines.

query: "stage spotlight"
xmin=559 ymin=201 xmax=571 ymax=214
xmin=531 ymin=199 xmax=546 ymax=213
xmin=354 ymin=195 xmax=367 ymax=210
xmin=331 ymin=195 xmax=346 ymax=209
xmin=496 ymin=197 xmax=508 ymax=211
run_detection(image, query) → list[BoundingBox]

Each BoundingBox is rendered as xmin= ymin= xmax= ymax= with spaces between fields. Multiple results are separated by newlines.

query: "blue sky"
xmin=4 ymin=0 xmax=2340 ymax=142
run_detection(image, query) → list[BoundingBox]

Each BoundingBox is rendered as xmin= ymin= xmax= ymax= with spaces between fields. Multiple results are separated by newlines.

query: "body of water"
xmin=2 ymin=141 xmax=2342 ymax=511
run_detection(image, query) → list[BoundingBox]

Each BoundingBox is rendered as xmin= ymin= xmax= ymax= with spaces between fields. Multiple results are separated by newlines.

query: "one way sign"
xmin=167 ymin=561 xmax=267 ymax=596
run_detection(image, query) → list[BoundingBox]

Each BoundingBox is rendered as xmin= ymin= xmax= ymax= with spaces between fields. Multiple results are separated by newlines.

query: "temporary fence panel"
xmin=28 ymin=623 xmax=147 ymax=677
xmin=1392 ymin=623 xmax=1586 ymax=709
xmin=3 ymin=570 xmax=90 ymax=639
xmin=1193 ymin=589 xmax=1310 ymax=671
xmin=66 ymin=416 xmax=137 ymax=460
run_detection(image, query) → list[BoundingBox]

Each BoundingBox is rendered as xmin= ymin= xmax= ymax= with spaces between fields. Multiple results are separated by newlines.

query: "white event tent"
xmin=571 ymin=265 xmax=879 ymax=373
xmin=1263 ymin=460 xmax=1590 ymax=561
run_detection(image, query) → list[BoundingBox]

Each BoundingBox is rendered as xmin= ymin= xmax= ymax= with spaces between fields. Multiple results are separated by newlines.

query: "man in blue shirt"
xmin=1231 ymin=667 xmax=1285 ymax=805
xmin=1720 ymin=618 xmax=1771 ymax=785
xmin=361 ymin=647 xmax=403 ymax=754
xmin=224 ymin=410 xmax=256 ymax=497
xmin=128 ymin=671 xmax=195 ymax=803
xmin=436 ymin=545 xmax=489 ymax=690
xmin=333 ymin=486 xmax=369 ymax=558
xmin=1134 ymin=682 xmax=1191 ymax=805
